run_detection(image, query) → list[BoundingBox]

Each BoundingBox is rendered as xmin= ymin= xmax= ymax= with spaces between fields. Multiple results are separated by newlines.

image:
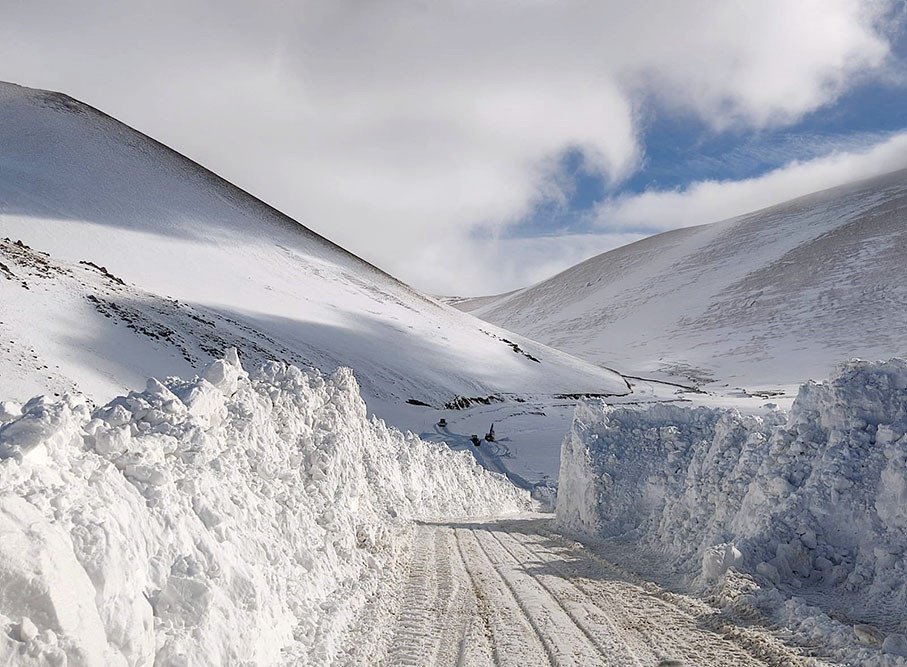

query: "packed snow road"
xmin=383 ymin=517 xmax=817 ymax=667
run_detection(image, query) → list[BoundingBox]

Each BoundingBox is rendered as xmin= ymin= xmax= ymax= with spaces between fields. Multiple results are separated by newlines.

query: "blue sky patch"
xmin=510 ymin=33 xmax=907 ymax=240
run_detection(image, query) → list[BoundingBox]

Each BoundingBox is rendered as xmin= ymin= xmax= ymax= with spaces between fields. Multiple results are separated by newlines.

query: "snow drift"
xmin=558 ymin=358 xmax=907 ymax=639
xmin=0 ymin=352 xmax=529 ymax=666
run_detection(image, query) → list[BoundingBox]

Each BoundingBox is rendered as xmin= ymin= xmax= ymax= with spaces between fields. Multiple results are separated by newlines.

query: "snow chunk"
xmin=200 ymin=347 xmax=246 ymax=395
xmin=0 ymin=395 xmax=88 ymax=464
xmin=0 ymin=497 xmax=111 ymax=665
xmin=702 ymin=543 xmax=745 ymax=582
xmin=0 ymin=400 xmax=22 ymax=422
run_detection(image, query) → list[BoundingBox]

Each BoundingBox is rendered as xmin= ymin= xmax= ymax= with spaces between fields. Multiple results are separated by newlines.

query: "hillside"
xmin=0 ymin=81 xmax=627 ymax=416
xmin=460 ymin=169 xmax=907 ymax=391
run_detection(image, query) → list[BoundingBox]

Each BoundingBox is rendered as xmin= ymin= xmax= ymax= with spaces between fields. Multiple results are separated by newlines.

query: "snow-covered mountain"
xmin=0 ymin=81 xmax=626 ymax=414
xmin=6 ymin=79 xmax=907 ymax=665
xmin=459 ymin=169 xmax=907 ymax=391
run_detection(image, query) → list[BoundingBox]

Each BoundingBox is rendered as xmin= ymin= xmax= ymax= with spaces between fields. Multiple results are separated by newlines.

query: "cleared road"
xmin=383 ymin=517 xmax=820 ymax=667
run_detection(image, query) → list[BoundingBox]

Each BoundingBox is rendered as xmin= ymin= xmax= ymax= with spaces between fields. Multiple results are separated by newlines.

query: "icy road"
xmin=383 ymin=517 xmax=816 ymax=667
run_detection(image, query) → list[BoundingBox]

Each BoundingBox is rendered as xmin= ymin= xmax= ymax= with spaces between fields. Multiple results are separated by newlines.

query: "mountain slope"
xmin=460 ymin=169 xmax=907 ymax=389
xmin=0 ymin=81 xmax=627 ymax=413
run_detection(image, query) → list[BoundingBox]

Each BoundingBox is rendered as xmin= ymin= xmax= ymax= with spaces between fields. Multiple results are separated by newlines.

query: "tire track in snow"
xmin=519 ymin=526 xmax=814 ymax=666
xmin=383 ymin=523 xmax=444 ymax=666
xmin=505 ymin=528 xmax=696 ymax=662
xmin=450 ymin=525 xmax=500 ymax=666
xmin=432 ymin=526 xmax=491 ymax=666
xmin=474 ymin=527 xmax=631 ymax=666
xmin=469 ymin=527 xmax=581 ymax=666
xmin=430 ymin=526 xmax=464 ymax=665
xmin=455 ymin=527 xmax=552 ymax=666
xmin=384 ymin=518 xmax=816 ymax=666
xmin=499 ymin=529 xmax=699 ymax=664
xmin=486 ymin=527 xmax=648 ymax=666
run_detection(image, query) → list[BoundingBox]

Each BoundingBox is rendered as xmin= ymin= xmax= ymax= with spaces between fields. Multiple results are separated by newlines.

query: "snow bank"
xmin=0 ymin=352 xmax=528 ymax=665
xmin=558 ymin=359 xmax=907 ymax=649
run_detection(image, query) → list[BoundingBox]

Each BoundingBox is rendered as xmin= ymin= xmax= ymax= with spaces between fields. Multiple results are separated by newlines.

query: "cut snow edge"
xmin=557 ymin=357 xmax=907 ymax=663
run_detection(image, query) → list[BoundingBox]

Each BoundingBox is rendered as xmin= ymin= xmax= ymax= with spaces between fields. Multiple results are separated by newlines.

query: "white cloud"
xmin=0 ymin=0 xmax=902 ymax=293
xmin=596 ymin=131 xmax=907 ymax=232
xmin=413 ymin=231 xmax=648 ymax=297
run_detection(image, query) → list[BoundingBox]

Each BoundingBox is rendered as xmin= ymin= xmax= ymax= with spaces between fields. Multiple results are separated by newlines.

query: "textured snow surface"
xmin=0 ymin=81 xmax=626 ymax=408
xmin=558 ymin=358 xmax=907 ymax=663
xmin=463 ymin=169 xmax=907 ymax=391
xmin=0 ymin=352 xmax=528 ymax=665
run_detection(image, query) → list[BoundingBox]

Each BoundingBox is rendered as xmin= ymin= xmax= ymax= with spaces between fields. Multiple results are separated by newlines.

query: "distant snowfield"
xmin=459 ymin=168 xmax=907 ymax=394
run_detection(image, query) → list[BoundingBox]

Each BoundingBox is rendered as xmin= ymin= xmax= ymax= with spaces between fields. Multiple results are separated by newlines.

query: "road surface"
xmin=382 ymin=517 xmax=818 ymax=667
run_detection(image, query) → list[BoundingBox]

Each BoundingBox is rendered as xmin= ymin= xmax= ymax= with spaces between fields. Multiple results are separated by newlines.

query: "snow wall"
xmin=0 ymin=351 xmax=529 ymax=666
xmin=558 ymin=358 xmax=907 ymax=618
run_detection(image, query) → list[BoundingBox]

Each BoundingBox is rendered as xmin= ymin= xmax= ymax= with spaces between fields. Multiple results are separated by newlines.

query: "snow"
xmin=0 ymin=81 xmax=626 ymax=414
xmin=557 ymin=357 xmax=907 ymax=663
xmin=8 ymin=79 xmax=907 ymax=663
xmin=382 ymin=516 xmax=809 ymax=666
xmin=0 ymin=352 xmax=528 ymax=665
xmin=0 ymin=80 xmax=633 ymax=494
xmin=461 ymin=168 xmax=907 ymax=395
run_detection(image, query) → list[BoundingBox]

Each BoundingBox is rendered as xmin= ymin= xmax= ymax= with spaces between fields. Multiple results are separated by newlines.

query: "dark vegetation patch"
xmin=84 ymin=291 xmax=311 ymax=371
xmin=0 ymin=261 xmax=14 ymax=281
xmin=86 ymin=294 xmax=191 ymax=360
xmin=500 ymin=337 xmax=541 ymax=363
xmin=1 ymin=238 xmax=71 ymax=288
xmin=742 ymin=388 xmax=787 ymax=399
xmin=2 ymin=238 xmax=325 ymax=395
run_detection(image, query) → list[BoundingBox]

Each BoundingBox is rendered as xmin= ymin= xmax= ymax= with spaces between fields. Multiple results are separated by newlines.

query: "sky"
xmin=1 ymin=0 xmax=906 ymax=295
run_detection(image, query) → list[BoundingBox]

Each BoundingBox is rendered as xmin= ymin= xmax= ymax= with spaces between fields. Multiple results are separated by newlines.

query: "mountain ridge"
xmin=0 ymin=81 xmax=627 ymax=413
xmin=458 ymin=166 xmax=907 ymax=389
